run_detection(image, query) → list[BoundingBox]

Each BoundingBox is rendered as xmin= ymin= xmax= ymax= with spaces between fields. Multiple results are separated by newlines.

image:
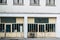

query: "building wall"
xmin=16 ymin=17 xmax=24 ymax=23
xmin=0 ymin=0 xmax=60 ymax=13
xmin=0 ymin=0 xmax=60 ymax=38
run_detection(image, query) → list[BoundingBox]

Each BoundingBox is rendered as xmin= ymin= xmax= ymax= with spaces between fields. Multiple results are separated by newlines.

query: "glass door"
xmin=5 ymin=24 xmax=11 ymax=37
xmin=6 ymin=24 xmax=11 ymax=32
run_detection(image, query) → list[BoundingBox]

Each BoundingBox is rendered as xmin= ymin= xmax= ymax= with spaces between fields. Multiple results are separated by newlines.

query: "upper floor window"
xmin=13 ymin=0 xmax=23 ymax=5
xmin=0 ymin=0 xmax=7 ymax=5
xmin=46 ymin=0 xmax=55 ymax=6
xmin=30 ymin=0 xmax=39 ymax=6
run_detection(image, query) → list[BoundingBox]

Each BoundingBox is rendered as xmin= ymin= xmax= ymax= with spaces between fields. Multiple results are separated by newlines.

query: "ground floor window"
xmin=12 ymin=24 xmax=23 ymax=32
xmin=0 ymin=24 xmax=4 ymax=32
xmin=28 ymin=24 xmax=38 ymax=32
xmin=46 ymin=24 xmax=55 ymax=32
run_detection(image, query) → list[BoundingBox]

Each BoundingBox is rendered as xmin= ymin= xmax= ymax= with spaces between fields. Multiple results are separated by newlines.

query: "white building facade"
xmin=0 ymin=0 xmax=60 ymax=38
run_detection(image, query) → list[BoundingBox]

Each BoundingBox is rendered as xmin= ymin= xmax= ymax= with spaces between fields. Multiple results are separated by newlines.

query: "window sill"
xmin=46 ymin=4 xmax=56 ymax=6
xmin=30 ymin=4 xmax=40 ymax=6
xmin=13 ymin=4 xmax=24 ymax=6
xmin=0 ymin=3 xmax=7 ymax=5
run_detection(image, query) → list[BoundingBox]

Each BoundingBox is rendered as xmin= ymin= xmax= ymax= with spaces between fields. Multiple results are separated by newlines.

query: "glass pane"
xmin=39 ymin=25 xmax=44 ymax=32
xmin=46 ymin=0 xmax=55 ymax=6
xmin=30 ymin=0 xmax=39 ymax=5
xmin=35 ymin=17 xmax=49 ymax=23
xmin=46 ymin=24 xmax=55 ymax=32
xmin=12 ymin=24 xmax=17 ymax=32
xmin=28 ymin=24 xmax=38 ymax=32
xmin=6 ymin=25 xmax=11 ymax=32
xmin=1 ymin=17 xmax=16 ymax=23
xmin=0 ymin=24 xmax=4 ymax=32
xmin=19 ymin=0 xmax=23 ymax=4
xmin=12 ymin=24 xmax=23 ymax=32
xmin=0 ymin=0 xmax=2 ymax=3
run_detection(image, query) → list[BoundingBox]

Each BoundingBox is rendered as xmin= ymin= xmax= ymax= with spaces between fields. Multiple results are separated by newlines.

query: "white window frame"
xmin=30 ymin=0 xmax=39 ymax=6
xmin=0 ymin=0 xmax=7 ymax=5
xmin=13 ymin=0 xmax=23 ymax=5
xmin=46 ymin=0 xmax=55 ymax=6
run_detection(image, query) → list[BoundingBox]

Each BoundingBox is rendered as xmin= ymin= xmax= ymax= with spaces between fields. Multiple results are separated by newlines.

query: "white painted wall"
xmin=0 ymin=0 xmax=60 ymax=13
xmin=56 ymin=16 xmax=60 ymax=38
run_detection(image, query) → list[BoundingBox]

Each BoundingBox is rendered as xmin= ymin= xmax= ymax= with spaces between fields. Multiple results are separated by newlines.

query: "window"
xmin=0 ymin=0 xmax=7 ymax=5
xmin=12 ymin=24 xmax=23 ymax=32
xmin=35 ymin=17 xmax=49 ymax=23
xmin=28 ymin=24 xmax=38 ymax=32
xmin=46 ymin=24 xmax=55 ymax=32
xmin=30 ymin=0 xmax=39 ymax=6
xmin=39 ymin=24 xmax=44 ymax=32
xmin=0 ymin=18 xmax=1 ymax=23
xmin=46 ymin=0 xmax=55 ymax=6
xmin=0 ymin=24 xmax=4 ymax=32
xmin=13 ymin=0 xmax=23 ymax=5
xmin=6 ymin=25 xmax=11 ymax=32
xmin=1 ymin=17 xmax=16 ymax=23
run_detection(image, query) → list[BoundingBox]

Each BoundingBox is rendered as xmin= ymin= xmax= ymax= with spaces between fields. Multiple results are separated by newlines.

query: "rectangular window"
xmin=0 ymin=18 xmax=1 ymax=23
xmin=0 ymin=24 xmax=4 ymax=32
xmin=6 ymin=25 xmax=11 ymax=32
xmin=1 ymin=17 xmax=16 ymax=23
xmin=0 ymin=0 xmax=7 ymax=5
xmin=46 ymin=24 xmax=55 ymax=32
xmin=39 ymin=24 xmax=44 ymax=32
xmin=28 ymin=24 xmax=38 ymax=32
xmin=35 ymin=17 xmax=49 ymax=23
xmin=46 ymin=0 xmax=55 ymax=6
xmin=13 ymin=0 xmax=23 ymax=5
xmin=12 ymin=24 xmax=23 ymax=32
xmin=30 ymin=0 xmax=39 ymax=6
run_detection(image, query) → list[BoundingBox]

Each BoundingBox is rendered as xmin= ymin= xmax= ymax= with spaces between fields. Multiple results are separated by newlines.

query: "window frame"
xmin=0 ymin=0 xmax=7 ymax=5
xmin=0 ymin=24 xmax=5 ymax=32
xmin=12 ymin=24 xmax=23 ymax=32
xmin=13 ymin=0 xmax=24 ymax=5
xmin=46 ymin=0 xmax=55 ymax=6
xmin=28 ymin=24 xmax=38 ymax=32
xmin=46 ymin=24 xmax=55 ymax=32
xmin=30 ymin=0 xmax=40 ymax=6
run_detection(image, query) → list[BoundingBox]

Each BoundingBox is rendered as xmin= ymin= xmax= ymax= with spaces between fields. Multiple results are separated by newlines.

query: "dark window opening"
xmin=1 ymin=17 xmax=16 ymax=23
xmin=46 ymin=24 xmax=55 ymax=32
xmin=12 ymin=24 xmax=23 ymax=32
xmin=39 ymin=25 xmax=44 ymax=32
xmin=6 ymin=25 xmax=11 ymax=32
xmin=28 ymin=24 xmax=38 ymax=32
xmin=35 ymin=17 xmax=49 ymax=23
xmin=0 ymin=24 xmax=4 ymax=32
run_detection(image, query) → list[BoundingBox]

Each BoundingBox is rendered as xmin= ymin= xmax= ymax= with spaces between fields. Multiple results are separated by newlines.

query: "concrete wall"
xmin=16 ymin=17 xmax=24 ymax=23
xmin=0 ymin=0 xmax=60 ymax=13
